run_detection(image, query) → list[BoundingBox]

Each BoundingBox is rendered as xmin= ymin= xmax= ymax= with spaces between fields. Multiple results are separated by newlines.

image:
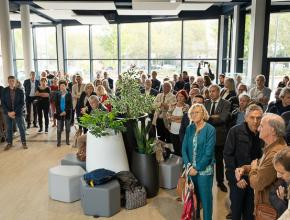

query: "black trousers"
xmin=26 ymin=96 xmax=38 ymax=126
xmin=170 ymin=133 xmax=181 ymax=156
xmin=37 ymin=101 xmax=49 ymax=130
xmin=215 ymin=144 xmax=225 ymax=184
xmin=229 ymin=183 xmax=254 ymax=220
xmin=156 ymin=118 xmax=171 ymax=143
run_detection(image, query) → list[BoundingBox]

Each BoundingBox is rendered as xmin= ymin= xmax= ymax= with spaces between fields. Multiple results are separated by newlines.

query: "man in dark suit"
xmin=205 ymin=84 xmax=231 ymax=192
xmin=141 ymin=79 xmax=158 ymax=96
xmin=23 ymin=71 xmax=39 ymax=128
xmin=2 ymin=76 xmax=27 ymax=150
xmin=151 ymin=71 xmax=161 ymax=92
xmin=103 ymin=72 xmax=114 ymax=90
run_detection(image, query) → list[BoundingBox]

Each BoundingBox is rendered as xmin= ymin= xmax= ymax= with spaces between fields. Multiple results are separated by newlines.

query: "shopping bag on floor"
xmin=181 ymin=178 xmax=197 ymax=220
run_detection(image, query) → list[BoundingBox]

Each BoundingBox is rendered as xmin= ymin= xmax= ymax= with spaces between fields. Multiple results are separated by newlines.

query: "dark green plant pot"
xmin=131 ymin=151 xmax=159 ymax=198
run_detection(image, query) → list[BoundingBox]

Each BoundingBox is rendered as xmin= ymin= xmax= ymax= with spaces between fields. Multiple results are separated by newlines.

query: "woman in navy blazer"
xmin=182 ymin=103 xmax=216 ymax=220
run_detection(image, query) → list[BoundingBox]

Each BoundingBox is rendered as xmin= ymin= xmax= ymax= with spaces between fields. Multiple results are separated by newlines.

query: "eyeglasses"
xmin=190 ymin=111 xmax=203 ymax=115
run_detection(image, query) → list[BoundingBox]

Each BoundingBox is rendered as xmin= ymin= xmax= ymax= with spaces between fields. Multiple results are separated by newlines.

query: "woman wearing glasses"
xmin=182 ymin=103 xmax=216 ymax=220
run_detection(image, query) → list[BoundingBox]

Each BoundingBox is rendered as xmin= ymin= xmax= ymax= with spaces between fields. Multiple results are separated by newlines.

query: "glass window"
xmin=183 ymin=60 xmax=217 ymax=78
xmin=151 ymin=21 xmax=181 ymax=59
xmin=121 ymin=60 xmax=148 ymax=73
xmin=93 ymin=60 xmax=118 ymax=81
xmin=268 ymin=13 xmax=290 ymax=57
xmin=92 ymin=25 xmax=117 ymax=59
xmin=66 ymin=60 xmax=90 ymax=83
xmin=243 ymin=14 xmax=251 ymax=59
xmin=183 ymin=20 xmax=218 ymax=59
xmin=269 ymin=62 xmax=290 ymax=91
xmin=15 ymin=60 xmax=25 ymax=82
xmin=65 ymin=26 xmax=89 ymax=59
xmin=0 ymin=37 xmax=3 ymax=85
xmin=13 ymin=29 xmax=24 ymax=59
xmin=37 ymin=60 xmax=58 ymax=73
xmin=150 ymin=60 xmax=181 ymax=79
xmin=120 ymin=23 xmax=148 ymax=59
xmin=35 ymin=27 xmax=57 ymax=59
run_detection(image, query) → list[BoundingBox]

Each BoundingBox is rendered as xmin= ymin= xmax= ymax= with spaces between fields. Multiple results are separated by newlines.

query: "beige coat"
xmin=249 ymin=138 xmax=287 ymax=207
xmin=152 ymin=92 xmax=176 ymax=126
xmin=72 ymin=83 xmax=85 ymax=109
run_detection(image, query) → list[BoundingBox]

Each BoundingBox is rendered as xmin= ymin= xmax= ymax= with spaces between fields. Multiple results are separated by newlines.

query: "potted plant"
xmin=79 ymin=109 xmax=129 ymax=173
xmin=131 ymin=121 xmax=159 ymax=198
xmin=108 ymin=68 xmax=155 ymax=166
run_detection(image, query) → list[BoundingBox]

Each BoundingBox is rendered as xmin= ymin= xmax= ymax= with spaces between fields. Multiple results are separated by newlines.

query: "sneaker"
xmin=4 ymin=143 xmax=12 ymax=151
xmin=22 ymin=143 xmax=28 ymax=149
xmin=38 ymin=129 xmax=43 ymax=133
xmin=45 ymin=129 xmax=48 ymax=134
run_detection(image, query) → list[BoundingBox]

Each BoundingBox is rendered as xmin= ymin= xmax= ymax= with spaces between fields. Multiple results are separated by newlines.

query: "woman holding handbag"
xmin=182 ymin=103 xmax=216 ymax=220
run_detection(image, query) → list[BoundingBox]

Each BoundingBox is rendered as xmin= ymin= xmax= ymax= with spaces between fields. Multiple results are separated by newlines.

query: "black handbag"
xmin=125 ymin=186 xmax=147 ymax=210
xmin=83 ymin=168 xmax=116 ymax=187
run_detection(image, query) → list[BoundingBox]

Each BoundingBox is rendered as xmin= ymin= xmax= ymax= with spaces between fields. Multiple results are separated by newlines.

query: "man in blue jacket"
xmin=2 ymin=76 xmax=27 ymax=150
xmin=224 ymin=104 xmax=264 ymax=220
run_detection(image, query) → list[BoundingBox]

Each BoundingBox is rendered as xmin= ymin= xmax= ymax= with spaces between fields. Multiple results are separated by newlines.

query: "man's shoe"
xmin=57 ymin=143 xmax=61 ymax=147
xmin=226 ymin=212 xmax=232 ymax=219
xmin=27 ymin=124 xmax=31 ymax=129
xmin=4 ymin=144 xmax=12 ymax=151
xmin=38 ymin=129 xmax=43 ymax=133
xmin=22 ymin=143 xmax=28 ymax=149
xmin=218 ymin=183 xmax=228 ymax=192
xmin=33 ymin=124 xmax=38 ymax=128
xmin=45 ymin=128 xmax=48 ymax=134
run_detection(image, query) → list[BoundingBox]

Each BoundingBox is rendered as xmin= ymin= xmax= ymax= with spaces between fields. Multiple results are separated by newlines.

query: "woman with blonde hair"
xmin=96 ymin=85 xmax=112 ymax=112
xmin=221 ymin=77 xmax=236 ymax=100
xmin=182 ymin=103 xmax=216 ymax=220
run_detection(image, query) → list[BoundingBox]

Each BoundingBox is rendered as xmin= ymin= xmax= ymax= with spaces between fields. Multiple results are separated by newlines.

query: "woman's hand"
xmin=235 ymin=167 xmax=245 ymax=181
xmin=189 ymin=167 xmax=197 ymax=176
xmin=276 ymin=186 xmax=286 ymax=200
xmin=251 ymin=159 xmax=258 ymax=170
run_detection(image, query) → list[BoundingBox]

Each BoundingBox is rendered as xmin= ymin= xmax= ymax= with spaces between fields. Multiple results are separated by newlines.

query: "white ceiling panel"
xmin=33 ymin=1 xmax=116 ymax=10
xmin=178 ymin=3 xmax=213 ymax=10
xmin=184 ymin=0 xmax=231 ymax=2
xmin=73 ymin=16 xmax=109 ymax=25
xmin=38 ymin=9 xmax=75 ymax=20
xmin=10 ymin=13 xmax=50 ymax=23
xmin=132 ymin=0 xmax=181 ymax=10
xmin=117 ymin=9 xmax=180 ymax=16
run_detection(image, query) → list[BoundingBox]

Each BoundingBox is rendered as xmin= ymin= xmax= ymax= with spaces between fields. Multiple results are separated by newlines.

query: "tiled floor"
xmin=0 ymin=127 xmax=229 ymax=220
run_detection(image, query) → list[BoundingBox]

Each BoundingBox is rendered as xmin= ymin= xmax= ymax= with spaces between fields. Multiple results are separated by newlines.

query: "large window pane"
xmin=35 ymin=27 xmax=57 ymax=59
xmin=243 ymin=14 xmax=251 ymax=59
xmin=268 ymin=13 xmax=290 ymax=57
xmin=269 ymin=62 xmax=290 ymax=95
xmin=92 ymin=25 xmax=117 ymax=59
xmin=15 ymin=60 xmax=25 ymax=82
xmin=93 ymin=60 xmax=118 ymax=81
xmin=121 ymin=60 xmax=148 ymax=73
xmin=183 ymin=60 xmax=217 ymax=77
xmin=66 ymin=60 xmax=90 ymax=83
xmin=37 ymin=60 xmax=58 ymax=72
xmin=183 ymin=20 xmax=218 ymax=59
xmin=151 ymin=60 xmax=181 ymax=79
xmin=65 ymin=26 xmax=89 ymax=59
xmin=0 ymin=39 xmax=3 ymax=85
xmin=13 ymin=29 xmax=24 ymax=59
xmin=151 ymin=21 xmax=181 ymax=59
xmin=120 ymin=23 xmax=148 ymax=59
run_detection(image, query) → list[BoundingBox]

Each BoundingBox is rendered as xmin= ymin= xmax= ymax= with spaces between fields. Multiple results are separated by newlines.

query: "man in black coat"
xmin=205 ymin=84 xmax=231 ymax=192
xmin=2 ymin=76 xmax=27 ymax=150
xmin=141 ymin=79 xmax=158 ymax=97
xmin=151 ymin=71 xmax=161 ymax=92
xmin=23 ymin=71 xmax=39 ymax=128
xmin=224 ymin=104 xmax=264 ymax=220
xmin=103 ymin=72 xmax=114 ymax=90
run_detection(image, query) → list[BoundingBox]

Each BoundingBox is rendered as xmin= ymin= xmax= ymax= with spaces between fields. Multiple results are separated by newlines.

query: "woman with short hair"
xmin=36 ymin=78 xmax=50 ymax=133
xmin=182 ymin=103 xmax=216 ymax=220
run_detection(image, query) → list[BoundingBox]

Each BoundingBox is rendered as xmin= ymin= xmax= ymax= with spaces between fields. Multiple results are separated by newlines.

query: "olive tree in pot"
xmin=79 ymin=110 xmax=129 ymax=173
xmin=131 ymin=121 xmax=159 ymax=198
xmin=108 ymin=68 xmax=155 ymax=167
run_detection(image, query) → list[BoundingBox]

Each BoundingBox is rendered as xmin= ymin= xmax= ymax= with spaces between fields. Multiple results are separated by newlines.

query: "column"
xmin=20 ymin=4 xmax=33 ymax=79
xmin=218 ymin=15 xmax=225 ymax=74
xmin=0 ymin=0 xmax=14 ymax=84
xmin=56 ymin=24 xmax=64 ymax=73
xmin=247 ymin=0 xmax=269 ymax=84
xmin=230 ymin=5 xmax=240 ymax=74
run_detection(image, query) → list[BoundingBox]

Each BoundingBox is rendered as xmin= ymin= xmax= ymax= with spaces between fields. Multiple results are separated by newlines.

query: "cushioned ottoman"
xmin=80 ymin=178 xmax=121 ymax=217
xmin=61 ymin=153 xmax=86 ymax=170
xmin=49 ymin=165 xmax=85 ymax=202
xmin=159 ymin=155 xmax=183 ymax=189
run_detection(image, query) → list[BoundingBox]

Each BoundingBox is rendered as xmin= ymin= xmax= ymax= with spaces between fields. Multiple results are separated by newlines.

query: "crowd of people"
xmin=0 ymin=65 xmax=290 ymax=220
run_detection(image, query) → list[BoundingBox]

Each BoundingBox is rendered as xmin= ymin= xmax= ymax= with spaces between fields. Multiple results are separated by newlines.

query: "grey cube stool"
xmin=159 ymin=154 xmax=183 ymax=189
xmin=61 ymin=153 xmax=86 ymax=170
xmin=80 ymin=178 xmax=121 ymax=217
xmin=49 ymin=165 xmax=85 ymax=202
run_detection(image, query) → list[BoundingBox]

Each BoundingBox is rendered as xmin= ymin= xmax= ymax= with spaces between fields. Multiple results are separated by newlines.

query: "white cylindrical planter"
xmin=86 ymin=131 xmax=129 ymax=173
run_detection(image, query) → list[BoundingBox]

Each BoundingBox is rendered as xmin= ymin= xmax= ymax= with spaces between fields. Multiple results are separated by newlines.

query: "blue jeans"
xmin=191 ymin=175 xmax=213 ymax=220
xmin=4 ymin=114 xmax=26 ymax=144
xmin=57 ymin=118 xmax=71 ymax=144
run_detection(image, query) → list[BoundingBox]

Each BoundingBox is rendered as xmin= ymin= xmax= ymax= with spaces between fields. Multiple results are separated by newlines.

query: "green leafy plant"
xmin=133 ymin=121 xmax=155 ymax=155
xmin=79 ymin=110 xmax=126 ymax=138
xmin=108 ymin=68 xmax=155 ymax=119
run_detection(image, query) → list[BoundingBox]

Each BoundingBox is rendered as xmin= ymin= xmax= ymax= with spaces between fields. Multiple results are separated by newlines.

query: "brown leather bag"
xmin=255 ymin=203 xmax=277 ymax=220
xmin=176 ymin=169 xmax=186 ymax=200
xmin=76 ymin=143 xmax=86 ymax=161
